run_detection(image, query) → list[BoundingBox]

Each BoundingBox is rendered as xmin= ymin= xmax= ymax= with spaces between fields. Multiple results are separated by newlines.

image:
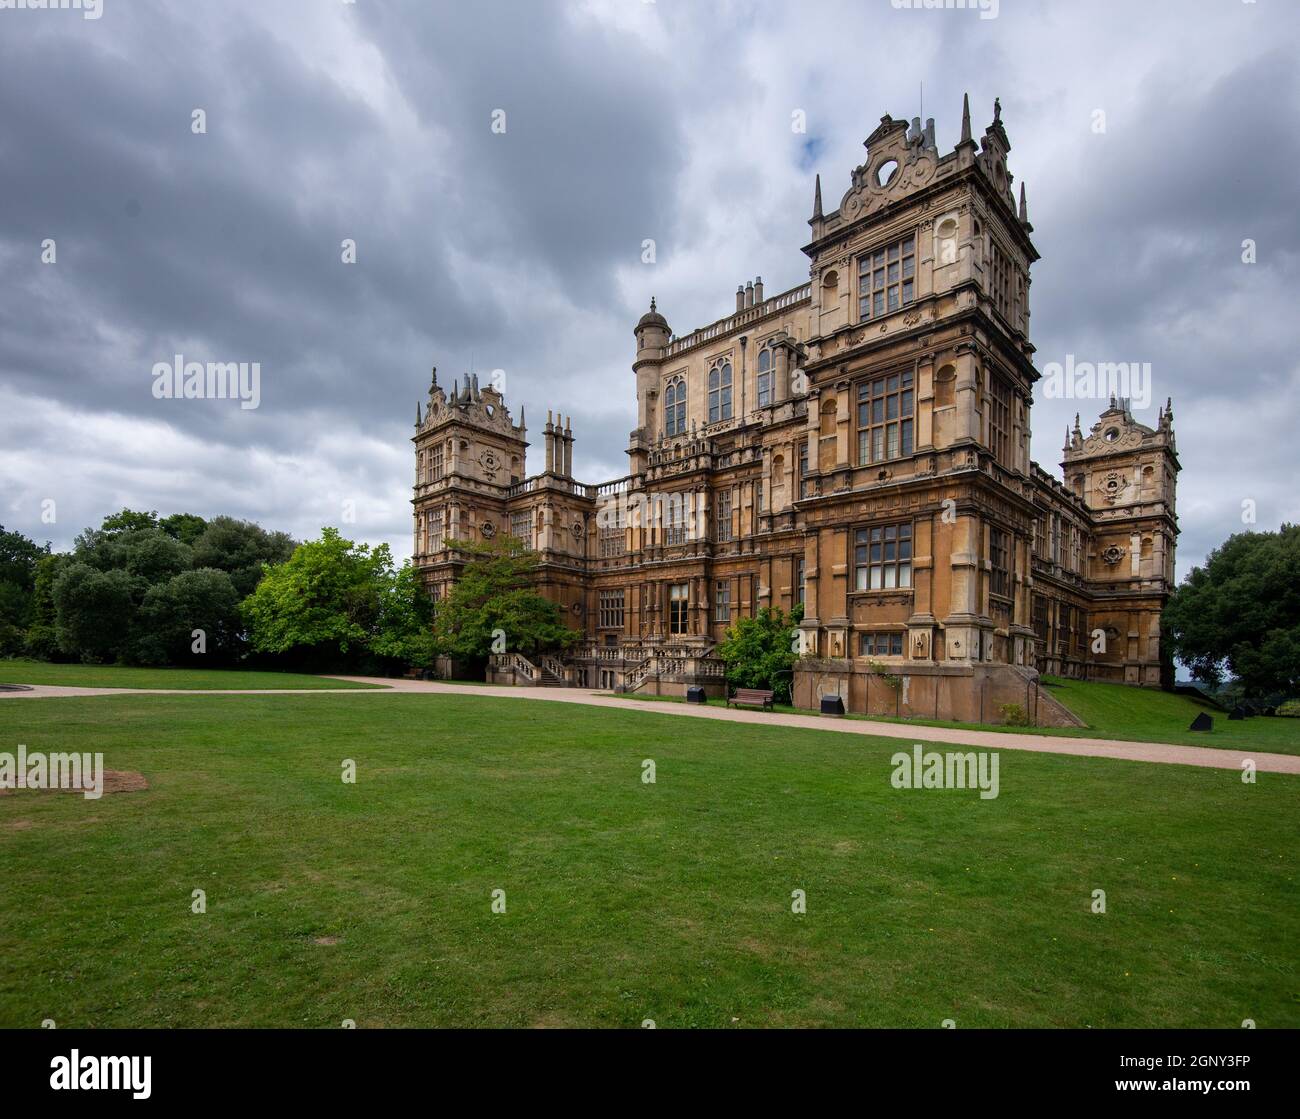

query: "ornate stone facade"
xmin=412 ymin=99 xmax=1180 ymax=720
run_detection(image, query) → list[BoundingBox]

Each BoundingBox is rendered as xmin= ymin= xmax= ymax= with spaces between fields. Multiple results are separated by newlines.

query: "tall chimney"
xmin=562 ymin=416 xmax=573 ymax=477
xmin=753 ymin=275 xmax=764 ymax=304
xmin=744 ymin=280 xmax=754 ymax=308
xmin=735 ymin=285 xmax=745 ymax=314
xmin=544 ymin=410 xmax=555 ymax=473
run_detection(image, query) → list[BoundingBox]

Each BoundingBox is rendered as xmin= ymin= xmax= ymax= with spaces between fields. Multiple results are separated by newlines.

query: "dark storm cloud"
xmin=1 ymin=0 xmax=1297 ymax=573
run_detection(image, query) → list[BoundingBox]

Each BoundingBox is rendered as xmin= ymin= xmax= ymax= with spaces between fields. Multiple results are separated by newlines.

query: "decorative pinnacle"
xmin=812 ymin=173 xmax=823 ymax=219
xmin=960 ymin=92 xmax=972 ymax=144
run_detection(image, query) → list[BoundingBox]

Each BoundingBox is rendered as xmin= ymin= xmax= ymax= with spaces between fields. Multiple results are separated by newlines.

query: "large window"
xmin=856 ymin=371 xmax=914 ymax=464
xmin=988 ymin=376 xmax=1011 ymax=465
xmin=1032 ymin=594 xmax=1049 ymax=640
xmin=714 ymin=580 xmax=731 ymax=623
xmin=795 ymin=557 xmax=805 ymax=606
xmin=598 ymin=590 xmax=625 ymax=629
xmin=854 ymin=523 xmax=912 ymax=590
xmin=509 ymin=511 xmax=532 ymax=548
xmin=715 ymin=489 xmax=733 ymax=543
xmin=989 ymin=527 xmax=1011 ymax=598
xmin=663 ymin=494 xmax=689 ymax=546
xmin=429 ymin=443 xmax=444 ymax=481
xmin=757 ymin=343 xmax=777 ymax=407
xmin=798 ymin=437 xmax=813 ymax=497
xmin=425 ymin=507 xmax=445 ymax=553
xmin=598 ymin=504 xmax=626 ymax=558
xmin=989 ymin=238 xmax=1016 ymax=323
xmin=708 ymin=358 xmax=733 ymax=423
xmin=859 ymin=631 xmax=903 ymax=656
xmin=665 ymin=376 xmax=686 ymax=436
xmin=669 ymin=583 xmax=689 ymax=634
xmin=858 ymin=234 xmax=916 ymax=320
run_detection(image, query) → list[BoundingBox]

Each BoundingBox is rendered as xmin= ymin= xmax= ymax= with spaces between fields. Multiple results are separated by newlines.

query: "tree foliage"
xmin=134 ymin=568 xmax=243 ymax=666
xmin=1163 ymin=525 xmax=1300 ymax=697
xmin=432 ymin=538 xmax=578 ymax=664
xmin=714 ymin=604 xmax=804 ymax=704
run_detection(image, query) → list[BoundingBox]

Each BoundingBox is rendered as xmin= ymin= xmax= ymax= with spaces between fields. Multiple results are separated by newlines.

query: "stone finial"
xmin=960 ymin=92 xmax=972 ymax=145
xmin=812 ymin=173 xmax=823 ymax=219
xmin=1018 ymin=182 xmax=1029 ymax=224
xmin=650 ymin=296 xmax=657 ymax=313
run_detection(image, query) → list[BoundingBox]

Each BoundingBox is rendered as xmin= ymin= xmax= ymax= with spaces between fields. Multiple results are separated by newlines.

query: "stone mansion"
xmin=411 ymin=98 xmax=1180 ymax=723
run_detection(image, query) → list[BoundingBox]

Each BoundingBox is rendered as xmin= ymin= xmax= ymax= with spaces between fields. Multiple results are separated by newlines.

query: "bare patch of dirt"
xmin=5 ymin=819 xmax=34 ymax=830
xmin=0 ymin=770 xmax=148 ymax=796
xmin=313 ymin=936 xmax=341 ymax=946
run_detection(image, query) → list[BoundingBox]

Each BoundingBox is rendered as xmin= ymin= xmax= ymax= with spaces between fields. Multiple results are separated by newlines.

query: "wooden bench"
xmin=727 ymin=687 xmax=774 ymax=711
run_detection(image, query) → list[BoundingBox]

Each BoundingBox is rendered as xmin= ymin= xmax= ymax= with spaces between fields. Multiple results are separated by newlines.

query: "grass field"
xmin=0 ymin=659 xmax=378 ymax=691
xmin=1 ymin=690 xmax=1295 ymax=1028
xmin=618 ymin=677 xmax=1300 ymax=756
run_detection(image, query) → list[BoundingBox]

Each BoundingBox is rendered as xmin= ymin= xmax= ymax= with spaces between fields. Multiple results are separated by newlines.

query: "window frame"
xmin=853 ymin=521 xmax=913 ymax=591
xmin=707 ymin=358 xmax=733 ymax=424
xmin=856 ymin=370 xmax=915 ymax=465
xmin=858 ymin=233 xmax=916 ymax=321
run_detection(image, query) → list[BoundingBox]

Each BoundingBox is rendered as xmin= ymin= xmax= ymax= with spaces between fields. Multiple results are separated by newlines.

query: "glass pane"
xmin=858 ymin=404 xmax=870 ymax=426
xmin=874 ymin=251 xmax=885 ymax=267
xmin=887 ymin=395 xmax=898 ymax=420
xmin=884 ymin=566 xmax=896 ymax=589
xmin=887 ymin=425 xmax=899 ymax=458
xmin=902 ymin=279 xmax=913 ymax=303
xmin=888 ymin=261 xmax=899 ymax=282
xmin=902 ymin=256 xmax=915 ymax=279
xmin=870 ymin=543 xmax=882 ymax=562
xmin=901 ymin=390 xmax=913 ymax=415
xmin=859 ymin=297 xmax=871 ymax=319
xmin=709 ymin=369 xmax=718 ymax=389
xmin=856 ymin=567 xmax=868 ymax=591
xmin=872 ymin=428 xmax=884 ymax=460
xmin=874 ymin=269 xmax=884 ymax=287
xmin=900 ymin=563 xmax=911 ymax=588
xmin=887 ymin=287 xmax=899 ymax=311
xmin=873 ymin=292 xmax=884 ymax=316
xmin=873 ymin=399 xmax=884 ymax=423
xmin=871 ymin=566 xmax=883 ymax=590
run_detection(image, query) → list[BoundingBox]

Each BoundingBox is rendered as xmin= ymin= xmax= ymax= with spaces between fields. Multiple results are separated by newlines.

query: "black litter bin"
xmin=820 ymin=695 xmax=845 ymax=717
xmin=686 ymin=686 xmax=707 ymax=704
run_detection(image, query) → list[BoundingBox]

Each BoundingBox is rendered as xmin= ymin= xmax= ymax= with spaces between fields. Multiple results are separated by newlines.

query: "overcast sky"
xmin=2 ymin=0 xmax=1297 ymax=580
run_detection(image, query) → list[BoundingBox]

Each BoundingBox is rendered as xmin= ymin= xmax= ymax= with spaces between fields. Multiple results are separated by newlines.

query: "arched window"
xmin=708 ymin=358 xmax=733 ymax=423
xmin=757 ymin=343 xmax=777 ymax=408
xmin=665 ymin=376 xmax=686 ymax=436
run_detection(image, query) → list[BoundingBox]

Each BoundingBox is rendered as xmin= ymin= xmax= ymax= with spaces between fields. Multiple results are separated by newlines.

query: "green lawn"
xmin=1 ymin=692 xmax=1295 ymax=1028
xmin=618 ymin=678 xmax=1300 ymax=755
xmin=0 ymin=658 xmax=379 ymax=691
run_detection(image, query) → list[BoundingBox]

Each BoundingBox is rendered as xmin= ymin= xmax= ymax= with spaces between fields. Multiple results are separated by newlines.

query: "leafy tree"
xmin=432 ymin=538 xmax=578 ymax=665
xmin=370 ymin=562 xmax=438 ymax=669
xmin=715 ymin=604 xmax=804 ymax=704
xmin=0 ymin=525 xmax=49 ymax=654
xmin=23 ymin=553 xmax=71 ymax=660
xmin=241 ymin=528 xmax=392 ymax=666
xmin=192 ymin=515 xmax=296 ymax=597
xmin=51 ymin=563 xmax=135 ymax=662
xmin=1163 ymin=525 xmax=1300 ymax=697
xmin=160 ymin=512 xmax=208 ymax=546
xmin=134 ymin=568 xmax=242 ymax=666
xmin=98 ymin=509 xmax=160 ymax=536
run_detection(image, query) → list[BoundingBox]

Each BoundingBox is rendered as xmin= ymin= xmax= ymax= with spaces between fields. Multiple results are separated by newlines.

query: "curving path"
xmin=3 ymin=675 xmax=1298 ymax=775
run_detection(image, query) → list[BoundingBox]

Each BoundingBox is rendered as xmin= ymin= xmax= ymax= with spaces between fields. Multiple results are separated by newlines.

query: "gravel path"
xmin=3 ymin=675 xmax=1296 ymax=775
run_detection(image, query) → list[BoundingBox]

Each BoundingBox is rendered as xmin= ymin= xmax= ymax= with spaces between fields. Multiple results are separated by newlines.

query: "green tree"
xmin=23 ymin=553 xmax=71 ymax=660
xmin=370 ymin=562 xmax=438 ymax=669
xmin=192 ymin=515 xmax=296 ymax=597
xmin=51 ymin=563 xmax=135 ymax=662
xmin=241 ymin=528 xmax=392 ymax=667
xmin=714 ymin=604 xmax=804 ymax=704
xmin=1163 ymin=524 xmax=1300 ymax=697
xmin=0 ymin=525 xmax=49 ymax=655
xmin=134 ymin=568 xmax=243 ymax=666
xmin=432 ymin=538 xmax=577 ymax=666
xmin=160 ymin=512 xmax=209 ymax=546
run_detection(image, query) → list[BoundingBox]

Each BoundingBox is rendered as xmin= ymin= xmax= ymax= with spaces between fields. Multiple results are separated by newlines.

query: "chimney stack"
xmin=753 ymin=275 xmax=764 ymax=303
xmin=735 ymin=285 xmax=745 ymax=314
xmin=744 ymin=279 xmax=754 ymax=308
xmin=544 ymin=410 xmax=555 ymax=474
